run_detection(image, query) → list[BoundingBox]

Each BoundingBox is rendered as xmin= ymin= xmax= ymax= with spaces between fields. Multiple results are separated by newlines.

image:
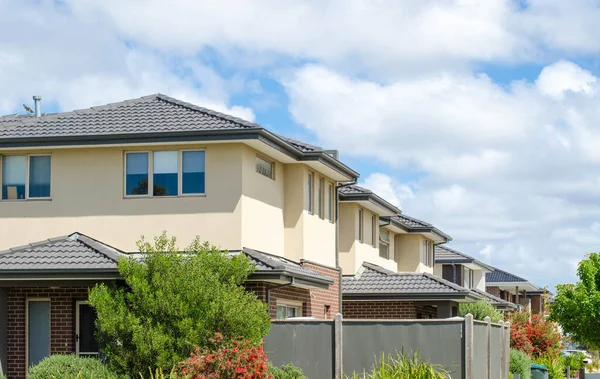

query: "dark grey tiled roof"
xmin=435 ymin=245 xmax=472 ymax=263
xmin=276 ymin=135 xmax=322 ymax=153
xmin=391 ymin=214 xmax=431 ymax=228
xmin=0 ymin=233 xmax=123 ymax=271
xmin=0 ymin=94 xmax=259 ymax=139
xmin=471 ymin=288 xmax=518 ymax=308
xmin=486 ymin=268 xmax=528 ymax=283
xmin=342 ymin=262 xmax=470 ymax=296
xmin=338 ymin=185 xmax=401 ymax=214
xmin=232 ymin=248 xmax=333 ymax=284
xmin=338 ymin=185 xmax=372 ymax=195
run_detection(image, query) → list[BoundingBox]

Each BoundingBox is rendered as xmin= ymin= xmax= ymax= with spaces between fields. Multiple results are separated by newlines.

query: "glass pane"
xmin=153 ymin=151 xmax=178 ymax=196
xmin=28 ymin=301 xmax=50 ymax=367
xmin=287 ymin=307 xmax=297 ymax=318
xmin=380 ymin=229 xmax=390 ymax=243
xmin=379 ymin=243 xmax=389 ymax=259
xmin=307 ymin=174 xmax=313 ymax=212
xmin=126 ymin=153 xmax=149 ymax=195
xmin=182 ymin=151 xmax=205 ymax=194
xmin=276 ymin=306 xmax=286 ymax=320
xmin=2 ymin=155 xmax=26 ymax=200
xmin=255 ymin=156 xmax=273 ymax=179
xmin=79 ymin=304 xmax=99 ymax=353
xmin=29 ymin=156 xmax=51 ymax=198
xmin=318 ymin=179 xmax=323 ymax=217
xmin=328 ymin=184 xmax=333 ymax=220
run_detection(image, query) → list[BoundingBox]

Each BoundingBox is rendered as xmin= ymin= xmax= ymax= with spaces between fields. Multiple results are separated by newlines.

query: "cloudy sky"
xmin=3 ymin=0 xmax=600 ymax=289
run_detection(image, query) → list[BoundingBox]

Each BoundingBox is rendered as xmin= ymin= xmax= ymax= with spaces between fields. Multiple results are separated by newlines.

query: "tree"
xmin=550 ymin=252 xmax=600 ymax=349
xmin=88 ymin=232 xmax=271 ymax=376
xmin=509 ymin=311 xmax=562 ymax=357
xmin=459 ymin=300 xmax=504 ymax=322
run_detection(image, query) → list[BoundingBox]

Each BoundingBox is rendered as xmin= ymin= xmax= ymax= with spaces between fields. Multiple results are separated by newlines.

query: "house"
xmin=486 ymin=267 xmax=546 ymax=315
xmin=0 ymin=94 xmax=360 ymax=378
xmin=337 ymin=185 xmax=479 ymax=318
xmin=434 ymin=245 xmax=518 ymax=312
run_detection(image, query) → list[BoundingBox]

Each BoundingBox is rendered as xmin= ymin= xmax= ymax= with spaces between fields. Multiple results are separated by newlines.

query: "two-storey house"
xmin=0 ymin=94 xmax=359 ymax=378
xmin=486 ymin=268 xmax=546 ymax=315
xmin=337 ymin=185 xmax=479 ymax=318
xmin=434 ymin=245 xmax=518 ymax=312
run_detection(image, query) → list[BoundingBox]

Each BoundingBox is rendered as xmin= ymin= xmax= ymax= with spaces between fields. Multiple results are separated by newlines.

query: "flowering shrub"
xmin=509 ymin=311 xmax=562 ymax=357
xmin=176 ymin=333 xmax=272 ymax=379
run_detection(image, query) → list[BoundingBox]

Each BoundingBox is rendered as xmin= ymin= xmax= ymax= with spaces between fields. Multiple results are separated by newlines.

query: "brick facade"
xmin=245 ymin=262 xmax=340 ymax=320
xmin=342 ymin=300 xmax=438 ymax=319
xmin=6 ymin=287 xmax=90 ymax=379
xmin=487 ymin=286 xmax=501 ymax=297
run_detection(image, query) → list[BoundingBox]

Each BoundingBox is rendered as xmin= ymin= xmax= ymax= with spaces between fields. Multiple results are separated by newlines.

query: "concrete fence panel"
xmin=490 ymin=324 xmax=502 ymax=379
xmin=264 ymin=320 xmax=335 ymax=379
xmin=342 ymin=320 xmax=465 ymax=378
xmin=473 ymin=321 xmax=489 ymax=378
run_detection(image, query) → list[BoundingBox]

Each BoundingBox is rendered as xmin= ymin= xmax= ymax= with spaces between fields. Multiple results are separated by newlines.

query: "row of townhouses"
xmin=0 ymin=94 xmax=546 ymax=378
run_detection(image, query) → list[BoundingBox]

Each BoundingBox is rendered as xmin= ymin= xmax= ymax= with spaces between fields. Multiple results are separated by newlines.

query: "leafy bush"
xmin=509 ymin=311 xmax=562 ymax=357
xmin=175 ymin=333 xmax=271 ymax=379
xmin=509 ymin=349 xmax=532 ymax=379
xmin=89 ymin=233 xmax=270 ymax=376
xmin=347 ymin=352 xmax=450 ymax=379
xmin=564 ymin=353 xmax=584 ymax=377
xmin=459 ymin=301 xmax=504 ymax=322
xmin=28 ymin=354 xmax=120 ymax=379
xmin=534 ymin=354 xmax=565 ymax=379
xmin=269 ymin=363 xmax=307 ymax=379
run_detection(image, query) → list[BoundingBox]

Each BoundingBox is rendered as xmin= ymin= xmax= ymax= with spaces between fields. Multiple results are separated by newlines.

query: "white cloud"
xmin=360 ymin=173 xmax=414 ymax=209
xmin=536 ymin=60 xmax=596 ymax=99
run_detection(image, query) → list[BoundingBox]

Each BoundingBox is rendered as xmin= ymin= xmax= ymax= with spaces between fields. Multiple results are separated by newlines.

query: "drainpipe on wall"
xmin=266 ymin=278 xmax=294 ymax=317
xmin=335 ymin=179 xmax=357 ymax=314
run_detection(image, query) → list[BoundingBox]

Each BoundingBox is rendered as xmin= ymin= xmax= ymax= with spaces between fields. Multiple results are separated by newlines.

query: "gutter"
xmin=336 ymin=179 xmax=358 ymax=314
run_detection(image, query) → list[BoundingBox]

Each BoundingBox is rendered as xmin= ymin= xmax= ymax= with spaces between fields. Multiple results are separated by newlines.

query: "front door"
xmin=27 ymin=299 xmax=50 ymax=368
xmin=76 ymin=302 xmax=99 ymax=357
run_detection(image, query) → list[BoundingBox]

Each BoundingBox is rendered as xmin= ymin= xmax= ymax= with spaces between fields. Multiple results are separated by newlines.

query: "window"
xmin=379 ymin=229 xmax=391 ymax=259
xmin=328 ymin=183 xmax=334 ymax=221
xmin=371 ymin=215 xmax=377 ymax=247
xmin=421 ymin=240 xmax=432 ymax=267
xmin=125 ymin=150 xmax=205 ymax=197
xmin=463 ymin=267 xmax=474 ymax=289
xmin=318 ymin=178 xmax=324 ymax=218
xmin=307 ymin=172 xmax=313 ymax=213
xmin=255 ymin=155 xmax=274 ymax=179
xmin=1 ymin=154 xmax=51 ymax=200
xmin=275 ymin=302 xmax=302 ymax=320
xmin=358 ymin=208 xmax=364 ymax=242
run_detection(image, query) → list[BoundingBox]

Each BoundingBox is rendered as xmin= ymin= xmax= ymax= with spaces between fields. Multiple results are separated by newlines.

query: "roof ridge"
xmin=0 ymin=235 xmax=72 ymax=256
xmin=72 ymin=233 xmax=125 ymax=262
xmin=242 ymin=247 xmax=287 ymax=270
xmin=361 ymin=261 xmax=396 ymax=275
xmin=487 ymin=266 xmax=529 ymax=283
xmin=422 ymin=272 xmax=469 ymax=292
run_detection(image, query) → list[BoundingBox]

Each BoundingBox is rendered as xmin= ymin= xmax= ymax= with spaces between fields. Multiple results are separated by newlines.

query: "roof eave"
xmin=342 ymin=292 xmax=477 ymax=302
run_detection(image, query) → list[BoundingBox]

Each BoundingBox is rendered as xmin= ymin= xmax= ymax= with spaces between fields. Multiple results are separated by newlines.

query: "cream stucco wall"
xmin=473 ymin=269 xmax=486 ymax=291
xmin=0 ymin=144 xmax=244 ymax=252
xmin=338 ymin=203 xmax=396 ymax=274
xmin=396 ymin=234 xmax=434 ymax=274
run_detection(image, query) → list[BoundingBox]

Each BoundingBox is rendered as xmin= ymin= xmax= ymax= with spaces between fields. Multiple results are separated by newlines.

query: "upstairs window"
xmin=1 ymin=155 xmax=51 ymax=200
xmin=125 ymin=150 xmax=205 ymax=197
xmin=379 ymin=229 xmax=391 ymax=259
xmin=255 ymin=155 xmax=274 ymax=179
xmin=464 ymin=267 xmax=474 ymax=289
xmin=371 ymin=215 xmax=377 ymax=247
xmin=358 ymin=208 xmax=364 ymax=242
xmin=328 ymin=183 xmax=334 ymax=221
xmin=307 ymin=172 xmax=313 ymax=213
xmin=318 ymin=178 xmax=324 ymax=218
xmin=421 ymin=240 xmax=432 ymax=267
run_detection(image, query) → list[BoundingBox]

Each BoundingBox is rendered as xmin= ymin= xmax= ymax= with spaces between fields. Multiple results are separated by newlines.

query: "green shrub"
xmin=28 ymin=354 xmax=120 ymax=379
xmin=509 ymin=349 xmax=532 ymax=379
xmin=564 ymin=353 xmax=585 ymax=377
xmin=534 ymin=354 xmax=564 ymax=379
xmin=270 ymin=363 xmax=308 ymax=379
xmin=347 ymin=351 xmax=450 ymax=379
xmin=459 ymin=301 xmax=504 ymax=323
xmin=89 ymin=232 xmax=270 ymax=376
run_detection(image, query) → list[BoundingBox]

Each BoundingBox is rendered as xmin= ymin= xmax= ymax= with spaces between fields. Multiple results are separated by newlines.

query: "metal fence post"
xmin=485 ymin=316 xmax=491 ymax=379
xmin=335 ymin=313 xmax=343 ymax=379
xmin=465 ymin=314 xmax=474 ymax=379
xmin=504 ymin=321 xmax=511 ymax=379
xmin=499 ymin=321 xmax=505 ymax=379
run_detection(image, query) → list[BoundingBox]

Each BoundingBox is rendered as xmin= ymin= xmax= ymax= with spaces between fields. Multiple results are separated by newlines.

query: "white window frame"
xmin=76 ymin=301 xmax=99 ymax=357
xmin=276 ymin=300 xmax=303 ymax=320
xmin=255 ymin=154 xmax=275 ymax=180
xmin=422 ymin=240 xmax=432 ymax=267
xmin=307 ymin=172 xmax=314 ymax=214
xmin=318 ymin=177 xmax=324 ymax=219
xmin=358 ymin=208 xmax=364 ymax=243
xmin=371 ymin=215 xmax=377 ymax=247
xmin=124 ymin=149 xmax=206 ymax=198
xmin=0 ymin=154 xmax=52 ymax=201
xmin=463 ymin=267 xmax=474 ymax=289
xmin=328 ymin=182 xmax=334 ymax=222
xmin=379 ymin=229 xmax=390 ymax=259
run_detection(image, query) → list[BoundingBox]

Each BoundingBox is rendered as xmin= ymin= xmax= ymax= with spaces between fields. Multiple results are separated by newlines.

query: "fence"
xmin=263 ymin=314 xmax=511 ymax=379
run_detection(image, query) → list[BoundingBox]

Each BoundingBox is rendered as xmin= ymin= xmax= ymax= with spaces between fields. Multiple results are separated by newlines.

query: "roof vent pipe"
xmin=33 ymin=96 xmax=41 ymax=118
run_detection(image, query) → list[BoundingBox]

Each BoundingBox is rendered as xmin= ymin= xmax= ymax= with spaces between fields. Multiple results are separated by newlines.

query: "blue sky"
xmin=4 ymin=0 xmax=600 ymax=289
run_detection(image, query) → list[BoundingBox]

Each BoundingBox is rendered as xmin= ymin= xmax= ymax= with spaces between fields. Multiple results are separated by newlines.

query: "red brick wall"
xmin=342 ymin=300 xmax=437 ymax=319
xmin=530 ymin=294 xmax=542 ymax=315
xmin=245 ymin=282 xmax=311 ymax=319
xmin=7 ymin=287 xmax=89 ymax=379
xmin=487 ymin=286 xmax=501 ymax=297
xmin=301 ymin=261 xmax=340 ymax=319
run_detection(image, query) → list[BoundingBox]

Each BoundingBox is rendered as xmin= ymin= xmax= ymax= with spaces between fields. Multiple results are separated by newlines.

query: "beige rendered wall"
xmin=395 ymin=234 xmax=434 ymax=274
xmin=473 ymin=269 xmax=486 ymax=291
xmin=0 ymin=144 xmax=244 ymax=252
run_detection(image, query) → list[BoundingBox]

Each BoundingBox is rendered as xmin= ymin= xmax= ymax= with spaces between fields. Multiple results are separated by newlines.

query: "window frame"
xmin=0 ymin=153 xmax=52 ymax=201
xmin=255 ymin=154 xmax=275 ymax=180
xmin=371 ymin=215 xmax=377 ymax=247
xmin=124 ymin=149 xmax=206 ymax=198
xmin=318 ymin=177 xmax=324 ymax=219
xmin=379 ymin=228 xmax=391 ymax=260
xmin=275 ymin=300 xmax=303 ymax=320
xmin=422 ymin=239 xmax=432 ymax=267
xmin=358 ymin=208 xmax=364 ymax=243
xmin=328 ymin=182 xmax=334 ymax=222
xmin=307 ymin=172 xmax=314 ymax=214
xmin=463 ymin=267 xmax=474 ymax=289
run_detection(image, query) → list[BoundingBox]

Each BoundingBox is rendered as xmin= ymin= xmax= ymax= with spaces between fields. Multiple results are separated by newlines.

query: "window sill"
xmin=124 ymin=194 xmax=207 ymax=199
xmin=1 ymin=198 xmax=52 ymax=202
